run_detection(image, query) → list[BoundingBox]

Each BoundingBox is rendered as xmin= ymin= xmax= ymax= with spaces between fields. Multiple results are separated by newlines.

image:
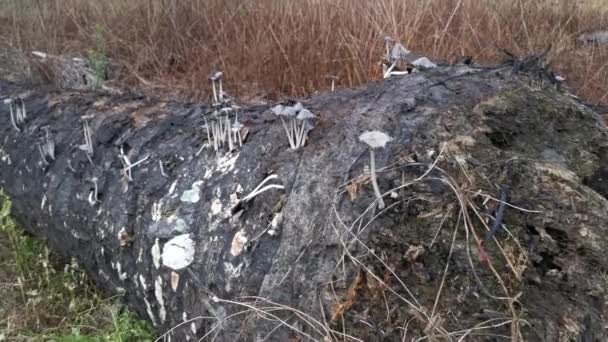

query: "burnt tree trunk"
xmin=1 ymin=51 xmax=607 ymax=341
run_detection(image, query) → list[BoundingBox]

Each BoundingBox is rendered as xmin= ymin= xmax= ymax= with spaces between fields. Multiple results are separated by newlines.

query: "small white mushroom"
xmin=4 ymin=98 xmax=20 ymax=132
xmin=412 ymin=57 xmax=437 ymax=69
xmin=241 ymin=174 xmax=284 ymax=203
xmin=326 ymin=75 xmax=339 ymax=92
xmin=209 ymin=72 xmax=223 ymax=104
xmin=359 ymin=131 xmax=393 ymax=209
xmin=384 ymin=35 xmax=395 ymax=59
xmin=295 ymin=109 xmax=316 ymax=148
xmin=391 ymin=43 xmax=411 ymax=61
xmin=271 ymin=105 xmax=298 ymax=149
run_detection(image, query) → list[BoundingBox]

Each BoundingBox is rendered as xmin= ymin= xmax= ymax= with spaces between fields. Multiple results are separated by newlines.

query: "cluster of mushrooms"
xmin=203 ymin=71 xmax=246 ymax=153
xmin=270 ymin=102 xmax=316 ymax=149
xmin=382 ymin=36 xmax=437 ymax=78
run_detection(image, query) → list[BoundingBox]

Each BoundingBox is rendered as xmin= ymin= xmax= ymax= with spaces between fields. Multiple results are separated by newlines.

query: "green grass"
xmin=0 ymin=192 xmax=154 ymax=341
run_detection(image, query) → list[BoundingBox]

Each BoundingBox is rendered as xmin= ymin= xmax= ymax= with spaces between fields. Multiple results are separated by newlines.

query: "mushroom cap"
xmin=209 ymin=71 xmax=223 ymax=80
xmin=391 ymin=43 xmax=411 ymax=60
xmin=3 ymin=98 xmax=13 ymax=104
xmin=270 ymin=105 xmax=285 ymax=116
xmin=293 ymin=102 xmax=304 ymax=113
xmin=282 ymin=106 xmax=298 ymax=117
xmin=232 ymin=121 xmax=244 ymax=130
xmin=412 ymin=57 xmax=437 ymax=69
xmin=359 ymin=130 xmax=393 ymax=149
xmin=296 ymin=108 xmax=315 ymax=120
xmin=384 ymin=35 xmax=395 ymax=42
xmin=326 ymin=75 xmax=339 ymax=80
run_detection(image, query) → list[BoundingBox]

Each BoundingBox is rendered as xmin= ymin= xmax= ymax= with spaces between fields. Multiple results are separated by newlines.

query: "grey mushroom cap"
xmin=271 ymin=105 xmax=285 ymax=116
xmin=293 ymin=102 xmax=304 ymax=113
xmin=391 ymin=43 xmax=411 ymax=60
xmin=326 ymin=75 xmax=339 ymax=80
xmin=412 ymin=57 xmax=437 ymax=69
xmin=282 ymin=106 xmax=298 ymax=117
xmin=209 ymin=71 xmax=223 ymax=81
xmin=359 ymin=130 xmax=393 ymax=149
xmin=384 ymin=35 xmax=395 ymax=42
xmin=296 ymin=109 xmax=316 ymax=120
xmin=3 ymin=98 xmax=13 ymax=104
xmin=232 ymin=121 xmax=244 ymax=130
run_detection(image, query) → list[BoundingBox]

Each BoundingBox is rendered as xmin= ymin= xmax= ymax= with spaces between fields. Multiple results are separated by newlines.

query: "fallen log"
xmin=1 ymin=50 xmax=607 ymax=341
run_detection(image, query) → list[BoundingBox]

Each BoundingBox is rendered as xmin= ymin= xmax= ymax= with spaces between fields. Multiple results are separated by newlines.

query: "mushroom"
xmin=359 ymin=130 xmax=393 ymax=209
xmin=38 ymin=126 xmax=55 ymax=164
xmin=220 ymin=107 xmax=234 ymax=151
xmin=232 ymin=120 xmax=244 ymax=147
xmin=78 ymin=115 xmax=95 ymax=166
xmin=326 ymin=75 xmax=339 ymax=92
xmin=271 ymin=104 xmax=298 ymax=149
xmin=412 ymin=57 xmax=437 ymax=69
xmin=209 ymin=71 xmax=223 ymax=104
xmin=391 ymin=43 xmax=411 ymax=61
xmin=4 ymin=98 xmax=20 ymax=132
xmin=216 ymin=72 xmax=225 ymax=102
xmin=295 ymin=108 xmax=316 ymax=148
xmin=384 ymin=36 xmax=395 ymax=60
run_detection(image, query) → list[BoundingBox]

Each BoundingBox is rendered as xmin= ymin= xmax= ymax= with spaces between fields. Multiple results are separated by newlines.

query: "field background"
xmin=0 ymin=0 xmax=607 ymax=105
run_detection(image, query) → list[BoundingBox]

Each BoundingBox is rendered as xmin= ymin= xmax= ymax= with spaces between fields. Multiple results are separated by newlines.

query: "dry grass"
xmin=0 ymin=0 xmax=607 ymax=104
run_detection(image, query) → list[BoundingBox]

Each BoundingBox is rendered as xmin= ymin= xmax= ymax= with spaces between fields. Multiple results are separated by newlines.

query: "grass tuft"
xmin=0 ymin=192 xmax=154 ymax=341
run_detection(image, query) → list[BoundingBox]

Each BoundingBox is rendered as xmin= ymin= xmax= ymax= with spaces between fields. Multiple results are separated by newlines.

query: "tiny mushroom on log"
xmin=295 ymin=108 xmax=316 ymax=148
xmin=359 ymin=130 xmax=393 ymax=209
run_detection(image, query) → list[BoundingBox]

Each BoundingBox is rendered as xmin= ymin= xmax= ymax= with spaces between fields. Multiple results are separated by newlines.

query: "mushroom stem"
xmin=279 ymin=117 xmax=295 ymax=148
xmin=211 ymin=80 xmax=218 ymax=103
xmin=331 ymin=79 xmax=335 ymax=92
xmin=226 ymin=116 xmax=234 ymax=151
xmin=213 ymin=122 xmax=219 ymax=151
xmin=369 ymin=149 xmax=385 ymax=209
xmin=219 ymin=79 xmax=223 ymax=102
xmin=38 ymin=143 xmax=49 ymax=165
xmin=204 ymin=117 xmax=211 ymax=145
xmin=383 ymin=61 xmax=397 ymax=79
xmin=9 ymin=102 xmax=20 ymax=132
xmin=296 ymin=121 xmax=307 ymax=148
xmin=290 ymin=118 xmax=299 ymax=148
xmin=20 ymin=100 xmax=26 ymax=122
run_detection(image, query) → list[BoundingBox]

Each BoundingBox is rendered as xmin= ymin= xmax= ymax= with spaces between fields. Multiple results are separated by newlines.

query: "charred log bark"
xmin=1 ymin=51 xmax=607 ymax=341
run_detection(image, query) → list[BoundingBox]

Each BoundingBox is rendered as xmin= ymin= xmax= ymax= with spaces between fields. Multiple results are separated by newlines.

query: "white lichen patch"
xmin=0 ymin=147 xmax=11 ymax=165
xmin=230 ymin=230 xmax=248 ymax=256
xmin=116 ymin=261 xmax=128 ymax=281
xmin=162 ymin=234 xmax=195 ymax=270
xmin=139 ymin=274 xmax=148 ymax=291
xmin=223 ymin=261 xmax=244 ymax=282
xmin=152 ymin=201 xmax=162 ymax=222
xmin=180 ymin=181 xmax=204 ymax=203
xmin=204 ymin=168 xmax=213 ymax=180
xmin=155 ymin=276 xmax=166 ymax=323
xmin=210 ymin=198 xmax=222 ymax=216
xmin=170 ymin=271 xmax=179 ymax=291
xmin=167 ymin=215 xmax=189 ymax=233
xmin=216 ymin=151 xmax=239 ymax=174
xmin=144 ymin=298 xmax=157 ymax=326
xmin=152 ymin=238 xmax=162 ymax=269
xmin=99 ymin=269 xmax=110 ymax=282
xmin=168 ymin=180 xmax=178 ymax=197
